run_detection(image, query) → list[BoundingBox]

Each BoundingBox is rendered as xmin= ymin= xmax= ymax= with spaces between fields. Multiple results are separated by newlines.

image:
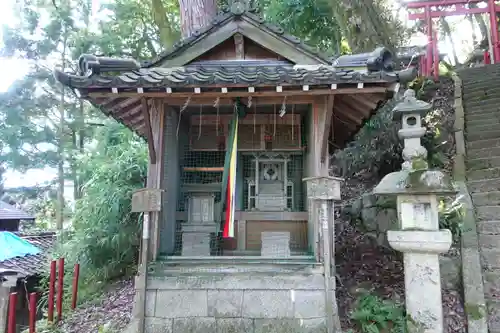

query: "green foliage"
xmin=259 ymin=0 xmax=344 ymax=54
xmin=55 ymin=122 xmax=147 ymax=288
xmin=332 ymin=99 xmax=403 ymax=179
xmin=438 ymin=197 xmax=464 ymax=243
xmin=333 ymin=79 xmax=453 ymax=182
xmin=408 ymin=77 xmax=437 ymax=100
xmin=21 ymin=319 xmax=62 ymax=333
xmin=348 ymin=293 xmax=407 ymax=333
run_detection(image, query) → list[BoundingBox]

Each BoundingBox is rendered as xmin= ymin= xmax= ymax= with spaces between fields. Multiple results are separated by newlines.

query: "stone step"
xmin=478 ymin=221 xmax=500 ymax=234
xmin=465 ymin=97 xmax=500 ymax=105
xmin=466 ymin=122 xmax=500 ymax=134
xmin=467 ymin=178 xmax=500 ymax=193
xmin=464 ymin=81 xmax=500 ymax=88
xmin=479 ymin=233 xmax=500 ymax=249
xmin=480 ymin=248 xmax=500 ymax=269
xmin=467 ymin=138 xmax=500 ymax=150
xmin=467 ymin=157 xmax=500 ymax=170
xmin=465 ymin=105 xmax=500 ymax=114
xmin=467 ymin=118 xmax=500 ymax=129
xmin=463 ymin=91 xmax=500 ymax=100
xmin=460 ymin=70 xmax=499 ymax=82
xmin=466 ymin=130 xmax=500 ymax=142
xmin=466 ymin=111 xmax=500 ymax=122
xmin=464 ymin=102 xmax=500 ymax=113
xmin=465 ymin=109 xmax=500 ymax=118
xmin=462 ymin=76 xmax=500 ymax=83
xmin=472 ymin=192 xmax=500 ymax=206
xmin=468 ymin=167 xmax=500 ymax=181
xmin=485 ymin=299 xmax=500 ymax=332
xmin=476 ymin=206 xmax=500 ymax=221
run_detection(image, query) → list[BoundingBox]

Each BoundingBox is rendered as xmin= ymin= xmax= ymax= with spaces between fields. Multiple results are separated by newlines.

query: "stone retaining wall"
xmin=138 ymin=271 xmax=335 ymax=333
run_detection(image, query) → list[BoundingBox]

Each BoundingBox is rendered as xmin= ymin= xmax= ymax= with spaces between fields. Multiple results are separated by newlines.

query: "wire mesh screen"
xmin=171 ymin=107 xmax=309 ymax=257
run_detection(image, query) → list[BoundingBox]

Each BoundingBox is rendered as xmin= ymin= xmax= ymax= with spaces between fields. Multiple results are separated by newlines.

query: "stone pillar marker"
xmin=303 ymin=176 xmax=343 ymax=333
xmin=182 ymin=193 xmax=217 ymax=256
xmin=374 ymin=90 xmax=456 ymax=333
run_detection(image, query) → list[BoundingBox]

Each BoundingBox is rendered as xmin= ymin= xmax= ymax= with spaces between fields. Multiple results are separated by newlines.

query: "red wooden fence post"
xmin=7 ymin=292 xmax=17 ymax=333
xmin=48 ymin=260 xmax=56 ymax=322
xmin=56 ymin=258 xmax=64 ymax=322
xmin=29 ymin=292 xmax=37 ymax=333
xmin=71 ymin=264 xmax=80 ymax=310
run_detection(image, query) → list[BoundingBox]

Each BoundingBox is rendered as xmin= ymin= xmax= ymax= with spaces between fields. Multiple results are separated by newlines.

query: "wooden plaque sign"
xmin=132 ymin=188 xmax=163 ymax=212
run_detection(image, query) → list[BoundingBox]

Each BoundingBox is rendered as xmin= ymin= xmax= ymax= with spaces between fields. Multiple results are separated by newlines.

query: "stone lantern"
xmin=373 ymin=89 xmax=456 ymax=333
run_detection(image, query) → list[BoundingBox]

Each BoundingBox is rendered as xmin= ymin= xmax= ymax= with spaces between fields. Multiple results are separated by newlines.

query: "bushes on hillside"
xmin=56 ymin=122 xmax=147 ymax=288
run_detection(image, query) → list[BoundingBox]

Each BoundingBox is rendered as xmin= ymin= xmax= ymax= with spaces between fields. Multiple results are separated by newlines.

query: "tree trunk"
xmin=469 ymin=3 xmax=489 ymax=46
xmin=468 ymin=15 xmax=477 ymax=45
xmin=329 ymin=0 xmax=402 ymax=53
xmin=56 ymin=30 xmax=68 ymax=231
xmin=152 ymin=0 xmax=178 ymax=47
xmin=178 ymin=0 xmax=217 ymax=38
xmin=440 ymin=17 xmax=459 ymax=65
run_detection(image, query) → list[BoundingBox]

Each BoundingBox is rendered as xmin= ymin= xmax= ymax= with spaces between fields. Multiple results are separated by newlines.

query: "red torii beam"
xmin=404 ymin=0 xmax=500 ymax=77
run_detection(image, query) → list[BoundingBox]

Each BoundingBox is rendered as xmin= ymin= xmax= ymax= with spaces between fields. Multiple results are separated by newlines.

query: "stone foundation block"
xmin=146 ymin=274 xmax=329 ymax=290
xmin=261 ymin=232 xmax=291 ymax=257
xmin=216 ymin=318 xmax=253 ymax=333
xmin=145 ymin=317 xmax=173 ymax=333
xmin=145 ymin=290 xmax=156 ymax=317
xmin=155 ymin=290 xmax=208 ymax=318
xmin=139 ymin=265 xmax=338 ymax=333
xmin=254 ymin=318 xmax=326 ymax=333
xmin=181 ymin=232 xmax=211 ymax=256
xmin=294 ymin=290 xmax=326 ymax=319
xmin=208 ymin=290 xmax=243 ymax=317
xmin=242 ymin=290 xmax=294 ymax=318
xmin=173 ymin=317 xmax=216 ymax=333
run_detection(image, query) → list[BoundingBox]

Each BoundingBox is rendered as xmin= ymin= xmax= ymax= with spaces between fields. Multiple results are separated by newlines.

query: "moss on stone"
xmin=464 ymin=303 xmax=486 ymax=320
xmin=411 ymin=156 xmax=429 ymax=171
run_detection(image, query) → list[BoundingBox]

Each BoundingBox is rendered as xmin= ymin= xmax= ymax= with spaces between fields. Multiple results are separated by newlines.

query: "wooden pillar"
xmin=146 ymin=99 xmax=165 ymax=260
xmin=306 ymin=97 xmax=334 ymax=258
xmin=425 ymin=6 xmax=433 ymax=77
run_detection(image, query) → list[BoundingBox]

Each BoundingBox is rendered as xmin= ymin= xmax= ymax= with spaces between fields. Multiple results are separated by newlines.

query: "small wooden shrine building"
xmin=54 ymin=3 xmax=415 ymax=332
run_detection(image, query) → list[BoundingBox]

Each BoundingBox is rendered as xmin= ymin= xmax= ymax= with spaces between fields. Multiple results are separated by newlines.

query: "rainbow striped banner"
xmin=223 ymin=116 xmax=238 ymax=238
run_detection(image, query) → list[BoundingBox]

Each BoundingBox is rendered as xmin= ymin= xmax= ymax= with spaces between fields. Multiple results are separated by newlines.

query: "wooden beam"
xmin=334 ymin=103 xmax=363 ymax=126
xmin=342 ymin=94 xmax=386 ymax=108
xmin=98 ymin=97 xmax=140 ymax=114
xmin=341 ymin=96 xmax=377 ymax=118
xmin=335 ymin=96 xmax=371 ymax=119
xmin=88 ymin=86 xmax=389 ymax=99
xmin=183 ymin=167 xmax=224 ymax=172
xmin=141 ymin=98 xmax=157 ymax=164
xmin=93 ymin=96 xmax=316 ymax=107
